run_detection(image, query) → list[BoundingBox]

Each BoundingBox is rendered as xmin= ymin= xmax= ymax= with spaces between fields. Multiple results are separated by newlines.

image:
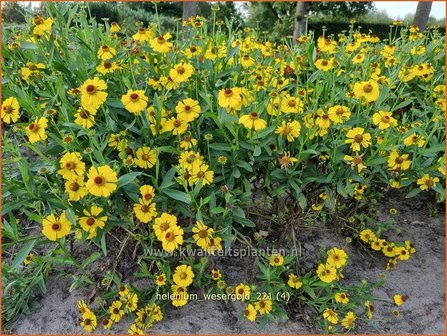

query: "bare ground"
xmin=9 ymin=192 xmax=446 ymax=334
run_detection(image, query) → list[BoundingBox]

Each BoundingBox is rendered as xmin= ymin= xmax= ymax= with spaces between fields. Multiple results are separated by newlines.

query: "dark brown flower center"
xmin=86 ymin=217 xmax=95 ymax=226
xmin=69 ymin=182 xmax=79 ymax=191
xmin=52 ymin=223 xmax=61 ymax=230
xmin=363 ymin=84 xmax=373 ymax=93
xmin=141 ymin=205 xmax=149 ymax=213
xmin=28 ymin=123 xmax=39 ymax=132
xmin=94 ymin=176 xmax=104 ymax=185
xmin=354 ymin=134 xmax=363 ymax=143
xmin=250 ymin=112 xmax=258 ymax=119
xmin=104 ymin=62 xmax=112 ymax=69
xmin=176 ymin=66 xmax=185 ymax=74
xmin=224 ymin=89 xmax=232 ymax=96
xmin=198 ymin=229 xmax=208 ymax=238
xmin=86 ymin=85 xmax=96 ymax=93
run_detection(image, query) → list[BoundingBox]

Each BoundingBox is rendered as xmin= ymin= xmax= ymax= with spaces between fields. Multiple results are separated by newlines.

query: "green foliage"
xmin=2 ymin=1 xmax=26 ymax=24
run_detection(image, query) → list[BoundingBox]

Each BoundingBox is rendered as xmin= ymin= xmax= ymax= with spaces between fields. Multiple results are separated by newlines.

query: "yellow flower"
xmin=124 ymin=292 xmax=138 ymax=312
xmin=79 ymin=205 xmax=107 ymax=238
xmin=211 ymin=268 xmax=222 ymax=280
xmin=155 ymin=273 xmax=167 ymax=286
xmin=372 ymin=111 xmax=397 ymax=129
xmin=387 ymin=150 xmax=411 ymax=171
xmin=403 ymin=133 xmax=426 ymax=147
xmin=23 ymin=253 xmax=34 ymax=266
xmin=393 ymin=294 xmax=407 ymax=306
xmin=218 ymin=87 xmax=243 ymax=110
xmin=109 ymin=300 xmax=125 ymax=322
xmin=352 ymin=53 xmax=365 ymax=64
xmin=255 ymin=296 xmax=272 ymax=315
xmin=235 ymin=283 xmax=251 ymax=301
xmin=364 ymin=300 xmax=374 ymax=319
xmin=269 ymin=253 xmax=284 ymax=266
xmin=287 ymin=274 xmax=303 ymax=289
xmin=353 ymin=80 xmax=380 ymax=102
xmin=74 ymin=107 xmax=96 ymax=128
xmin=110 ymin=21 xmax=121 ymax=33
xmin=317 ymin=36 xmax=337 ymax=53
xmin=327 ymin=247 xmax=347 ymax=269
xmin=86 ymin=165 xmax=118 ymax=197
xmin=323 ymin=308 xmax=338 ymax=324
xmin=280 ymin=94 xmax=304 ymax=114
xmin=58 ymin=152 xmax=85 ymax=180
xmin=192 ymin=221 xmax=213 ymax=249
xmin=96 ymin=60 xmax=120 ymax=74
xmin=128 ymin=323 xmax=143 ymax=335
xmin=153 ymin=213 xmax=178 ymax=240
xmin=97 ymin=45 xmax=116 ymax=60
xmin=239 ymin=112 xmax=267 ymax=131
xmin=315 ymin=58 xmax=336 ymax=71
xmin=42 ymin=212 xmax=72 ymax=241
xmin=173 ymin=264 xmax=195 ymax=287
xmin=179 ymin=135 xmax=198 ymax=150
xmin=175 ymin=98 xmax=201 ymax=122
xmin=135 ymin=146 xmax=157 ymax=169
xmin=121 ymin=90 xmax=148 ymax=115
xmin=343 ymin=154 xmax=366 ymax=173
xmin=189 ymin=163 xmax=214 ymax=186
xmin=316 ymin=263 xmax=337 ymax=283
xmin=79 ymin=77 xmax=108 ymax=112
xmin=417 ymin=174 xmax=439 ymax=191
xmin=169 ymin=62 xmax=194 ymax=83
xmin=65 ymin=177 xmax=88 ymax=201
xmin=166 ymin=116 xmax=189 ymax=135
xmin=26 ymin=117 xmax=48 ymax=143
xmin=275 ymin=120 xmax=301 ymax=141
xmin=171 ymin=285 xmax=189 ymax=307
xmin=240 ymin=54 xmax=255 ymax=68
xmin=32 ymin=15 xmax=53 ymax=35
xmin=335 ymin=292 xmax=349 ymax=304
xmin=1 ymin=97 xmax=20 ymax=124
xmin=279 ymin=152 xmax=298 ymax=170
xmin=102 ymin=318 xmax=113 ymax=330
xmin=81 ymin=310 xmax=97 ymax=332
xmin=243 ymin=304 xmax=257 ymax=321
xmin=150 ymin=33 xmax=173 ymax=53
xmin=328 ymin=105 xmax=350 ymax=124
xmin=132 ymin=26 xmax=153 ymax=42
xmin=342 ymin=311 xmax=356 ymax=329
xmin=345 ymin=127 xmax=371 ymax=151
xmin=161 ymin=225 xmax=184 ymax=252
xmin=134 ymin=198 xmax=157 ymax=223
xmin=139 ymin=185 xmax=155 ymax=202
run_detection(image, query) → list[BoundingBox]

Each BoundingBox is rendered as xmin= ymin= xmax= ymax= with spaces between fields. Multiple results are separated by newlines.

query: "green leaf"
xmin=209 ymin=143 xmax=233 ymax=152
xmin=117 ymin=172 xmax=141 ymax=189
xmin=236 ymin=160 xmax=253 ymax=172
xmin=233 ymin=216 xmax=256 ymax=227
xmin=81 ymin=252 xmax=101 ymax=269
xmin=253 ymin=146 xmax=262 ymax=157
xmin=12 ymin=239 xmax=37 ymax=268
xmin=406 ymin=188 xmax=422 ymax=198
xmin=225 ymin=45 xmax=240 ymax=62
xmin=65 ymin=208 xmax=77 ymax=226
xmin=159 ymin=167 xmax=178 ymax=190
xmin=163 ymin=189 xmax=191 ymax=204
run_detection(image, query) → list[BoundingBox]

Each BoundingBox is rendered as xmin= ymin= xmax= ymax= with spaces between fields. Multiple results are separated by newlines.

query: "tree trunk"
xmin=293 ymin=1 xmax=309 ymax=43
xmin=412 ymin=1 xmax=433 ymax=32
xmin=182 ymin=1 xmax=198 ymax=21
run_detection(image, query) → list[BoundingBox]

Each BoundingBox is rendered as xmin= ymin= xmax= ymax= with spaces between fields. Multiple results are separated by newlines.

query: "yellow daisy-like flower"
xmin=171 ymin=285 xmax=189 ymax=307
xmin=109 ymin=300 xmax=125 ymax=322
xmin=133 ymin=198 xmax=157 ymax=223
xmin=179 ymin=135 xmax=198 ymax=150
xmin=360 ymin=229 xmax=377 ymax=243
xmin=345 ymin=127 xmax=371 ymax=152
xmin=58 ymin=152 xmax=85 ymax=180
xmin=387 ymin=150 xmax=411 ymax=171
xmin=192 ymin=221 xmax=213 ymax=249
xmin=1 ymin=97 xmax=20 ymax=124
xmin=153 ymin=213 xmax=178 ymax=240
xmin=102 ymin=318 xmax=113 ymax=330
xmin=323 ymin=308 xmax=338 ymax=324
xmin=150 ymin=33 xmax=173 ymax=53
xmin=393 ymin=294 xmax=407 ymax=306
xmin=86 ymin=165 xmax=118 ymax=197
xmin=239 ymin=112 xmax=267 ymax=131
xmin=316 ymin=263 xmax=337 ymax=283
xmin=80 ymin=310 xmax=97 ymax=332
xmin=243 ymin=304 xmax=257 ymax=322
xmin=335 ymin=292 xmax=349 ymax=304
xmin=403 ymin=133 xmax=426 ymax=147
xmin=235 ymin=283 xmax=251 ymax=301
xmin=211 ymin=268 xmax=222 ymax=280
xmin=173 ymin=264 xmax=195 ymax=287
xmin=96 ymin=60 xmax=120 ymax=74
xmin=327 ymin=105 xmax=351 ymax=124
xmin=124 ymin=293 xmax=139 ymax=312
xmin=26 ymin=117 xmax=48 ymax=143
xmin=287 ymin=274 xmax=303 ymax=289
xmin=64 ymin=177 xmax=88 ymax=201
xmin=139 ymin=185 xmax=156 ymax=202
xmin=161 ymin=225 xmax=184 ymax=252
xmin=269 ymin=253 xmax=284 ymax=266
xmin=121 ymin=90 xmax=148 ymax=115
xmin=343 ymin=154 xmax=367 ymax=173
xmin=189 ymin=163 xmax=214 ymax=186
xmin=275 ymin=120 xmax=301 ymax=141
xmin=97 ymin=45 xmax=116 ymax=60
xmin=166 ymin=116 xmax=189 ymax=135
xmin=42 ymin=212 xmax=72 ymax=241
xmin=79 ymin=77 xmax=108 ymax=113
xmin=353 ymin=80 xmax=380 ymax=103
xmin=155 ymin=273 xmax=167 ymax=286
xmin=417 ymin=174 xmax=440 ymax=191
xmin=132 ymin=26 xmax=153 ymax=42
xmin=280 ymin=94 xmax=304 ymax=114
xmin=279 ymin=152 xmax=298 ymax=170
xmin=327 ymin=247 xmax=348 ymax=269
xmin=169 ymin=62 xmax=194 ymax=83
xmin=342 ymin=311 xmax=356 ymax=329
xmin=217 ymin=87 xmax=243 ymax=111
xmin=128 ymin=323 xmax=143 ymax=335
xmin=135 ymin=146 xmax=157 ymax=169
xmin=110 ymin=21 xmax=121 ymax=33
xmin=32 ymin=15 xmax=53 ymax=35
xmin=255 ymin=296 xmax=273 ymax=315
xmin=315 ymin=58 xmax=336 ymax=71
xmin=74 ymin=107 xmax=96 ymax=129
xmin=175 ymin=98 xmax=201 ymax=122
xmin=372 ymin=111 xmax=397 ymax=129
xmin=79 ymin=205 xmax=107 ymax=236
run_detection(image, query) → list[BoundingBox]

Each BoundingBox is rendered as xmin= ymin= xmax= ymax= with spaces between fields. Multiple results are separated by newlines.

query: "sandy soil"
xmin=9 ymin=192 xmax=446 ymax=334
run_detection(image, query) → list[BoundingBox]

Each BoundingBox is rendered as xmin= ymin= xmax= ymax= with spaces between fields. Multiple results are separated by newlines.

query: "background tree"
xmin=413 ymin=1 xmax=433 ymax=31
xmin=2 ymin=1 xmax=26 ymax=24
